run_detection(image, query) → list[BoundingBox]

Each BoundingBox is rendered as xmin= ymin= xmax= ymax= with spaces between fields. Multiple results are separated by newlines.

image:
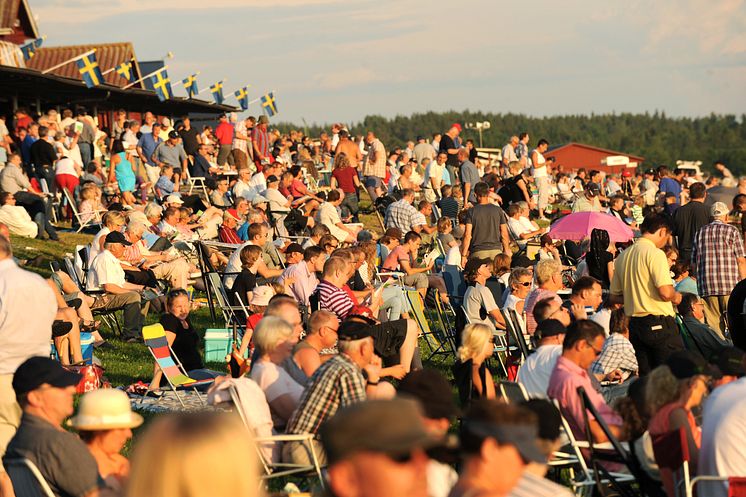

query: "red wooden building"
xmin=546 ymin=142 xmax=645 ymax=174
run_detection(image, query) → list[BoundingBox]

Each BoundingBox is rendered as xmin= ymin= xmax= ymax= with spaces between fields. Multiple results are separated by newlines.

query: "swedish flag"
xmin=20 ymin=37 xmax=44 ymax=60
xmin=261 ymin=91 xmax=278 ymax=117
xmin=115 ymin=60 xmax=135 ymax=82
xmin=182 ymin=74 xmax=199 ymax=98
xmin=76 ymin=53 xmax=104 ymax=88
xmin=234 ymin=87 xmax=249 ymax=110
xmin=151 ymin=68 xmax=172 ymax=102
xmin=210 ymin=81 xmax=224 ymax=105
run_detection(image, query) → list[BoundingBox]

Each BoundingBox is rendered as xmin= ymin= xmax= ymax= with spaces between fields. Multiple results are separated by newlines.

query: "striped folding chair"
xmin=141 ymin=323 xmax=214 ymax=408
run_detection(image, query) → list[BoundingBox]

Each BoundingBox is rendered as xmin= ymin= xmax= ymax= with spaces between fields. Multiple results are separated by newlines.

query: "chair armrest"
xmin=255 ymin=434 xmax=314 ymax=443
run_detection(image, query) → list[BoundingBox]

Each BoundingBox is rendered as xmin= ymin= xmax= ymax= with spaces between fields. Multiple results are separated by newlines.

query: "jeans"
xmin=340 ymin=192 xmax=359 ymax=221
xmin=79 ymin=143 xmax=92 ymax=167
xmin=381 ymin=286 xmax=410 ymax=320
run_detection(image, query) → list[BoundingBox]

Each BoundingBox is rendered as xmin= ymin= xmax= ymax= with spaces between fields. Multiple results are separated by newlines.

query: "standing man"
xmin=531 ymin=139 xmax=551 ymax=220
xmin=362 ymin=131 xmax=387 ymax=202
xmin=610 ymin=214 xmax=684 ymax=374
xmin=413 ymin=135 xmax=435 ymax=167
xmin=423 ymin=152 xmax=447 ymax=203
xmin=439 ymin=124 xmax=461 ymax=185
xmin=252 ymin=115 xmax=271 ymax=169
xmin=136 ymin=121 xmax=163 ymax=185
xmin=29 ymin=126 xmax=57 ymax=190
xmin=232 ymin=116 xmax=250 ymax=170
xmin=178 ymin=115 xmax=202 ymax=160
xmin=214 ymin=114 xmax=234 ymax=168
xmin=460 ymin=182 xmax=511 ymax=265
xmin=75 ymin=107 xmax=95 ymax=167
xmin=334 ymin=130 xmax=362 ymax=169
xmin=501 ymin=136 xmax=519 ymax=177
xmin=693 ymin=202 xmax=746 ymax=338
xmin=673 ymin=182 xmax=709 ymax=262
xmin=458 ymin=148 xmax=480 ymax=207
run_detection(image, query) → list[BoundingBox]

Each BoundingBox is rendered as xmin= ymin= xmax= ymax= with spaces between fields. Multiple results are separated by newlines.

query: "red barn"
xmin=546 ymin=142 xmax=645 ymax=175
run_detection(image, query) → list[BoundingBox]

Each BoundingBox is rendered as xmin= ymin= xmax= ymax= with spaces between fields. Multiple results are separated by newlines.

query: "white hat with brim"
xmin=68 ymin=389 xmax=144 ymax=431
xmin=165 ymin=194 xmax=184 ymax=205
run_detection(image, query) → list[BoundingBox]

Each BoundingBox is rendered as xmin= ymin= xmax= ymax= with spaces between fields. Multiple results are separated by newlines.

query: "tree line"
xmin=276 ymin=111 xmax=746 ymax=174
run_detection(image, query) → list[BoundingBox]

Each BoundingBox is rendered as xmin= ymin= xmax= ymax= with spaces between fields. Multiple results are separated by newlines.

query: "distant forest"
xmin=276 ymin=111 xmax=746 ymax=174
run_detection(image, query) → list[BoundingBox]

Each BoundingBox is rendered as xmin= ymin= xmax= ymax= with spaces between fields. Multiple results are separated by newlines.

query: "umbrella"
xmin=547 ymin=212 xmax=634 ymax=243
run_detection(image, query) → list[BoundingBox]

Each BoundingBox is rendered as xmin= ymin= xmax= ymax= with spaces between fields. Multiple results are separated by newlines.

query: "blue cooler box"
xmin=204 ymin=328 xmax=233 ymax=363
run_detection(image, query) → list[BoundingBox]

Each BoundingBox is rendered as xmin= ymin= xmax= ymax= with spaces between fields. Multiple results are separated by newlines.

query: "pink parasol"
xmin=547 ymin=212 xmax=634 ymax=243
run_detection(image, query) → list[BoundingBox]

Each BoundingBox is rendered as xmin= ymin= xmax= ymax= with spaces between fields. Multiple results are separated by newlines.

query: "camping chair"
xmin=501 ymin=308 xmax=532 ymax=362
xmin=425 ymin=290 xmax=458 ymax=359
xmin=498 ymin=380 xmax=529 ymax=403
xmin=4 ymin=458 xmax=55 ymax=497
xmin=460 ymin=305 xmax=509 ymax=377
xmin=141 ymin=323 xmax=214 ymax=408
xmin=675 ymin=314 xmax=707 ymax=357
xmin=185 ymin=167 xmax=210 ymax=200
xmin=651 ymin=427 xmax=694 ymax=497
xmin=227 ymin=384 xmax=325 ymax=488
xmin=62 ymin=188 xmax=105 ymax=232
xmin=441 ymin=264 xmax=467 ymax=303
xmin=207 ymin=272 xmax=247 ymax=328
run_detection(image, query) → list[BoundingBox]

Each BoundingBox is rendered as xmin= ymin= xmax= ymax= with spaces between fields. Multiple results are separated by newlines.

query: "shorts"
xmin=368 ymin=319 xmax=407 ymax=366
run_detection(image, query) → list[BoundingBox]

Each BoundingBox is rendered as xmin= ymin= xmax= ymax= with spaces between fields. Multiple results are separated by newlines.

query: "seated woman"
xmin=283 ymin=166 xmax=322 ymax=216
xmin=647 ymin=352 xmax=716 ymax=497
xmin=536 ymin=234 xmax=563 ymax=263
xmin=462 ymin=258 xmax=506 ymax=330
xmin=151 ymin=289 xmax=223 ymax=387
xmin=70 ymin=389 xmax=143 ymax=493
xmin=452 ymin=323 xmax=496 ymax=407
xmin=500 ymin=267 xmax=533 ymax=334
xmin=249 ymin=315 xmax=304 ymax=430
xmin=90 ymin=210 xmax=127 ymax=261
xmin=436 ymin=217 xmax=461 ymax=265
xmin=672 ymin=261 xmax=697 ymax=295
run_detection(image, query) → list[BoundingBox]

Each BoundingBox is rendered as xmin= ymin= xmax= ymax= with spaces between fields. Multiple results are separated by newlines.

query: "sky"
xmin=30 ymin=0 xmax=746 ymax=125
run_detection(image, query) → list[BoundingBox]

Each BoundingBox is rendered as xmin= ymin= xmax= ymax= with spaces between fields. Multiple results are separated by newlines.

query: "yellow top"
xmin=610 ymin=237 xmax=675 ymax=317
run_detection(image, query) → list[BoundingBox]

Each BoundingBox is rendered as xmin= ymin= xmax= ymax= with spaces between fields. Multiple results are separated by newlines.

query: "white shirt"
xmin=250 ymin=360 xmax=304 ymax=427
xmin=0 ymin=258 xmax=57 ymax=375
xmin=317 ymin=202 xmax=347 ymax=243
xmin=88 ymin=250 xmax=126 ymax=290
xmin=515 ymin=344 xmax=562 ymax=398
xmin=699 ymin=378 xmax=746 ymax=497
xmin=0 ymin=205 xmax=37 ymax=238
xmin=247 ymin=172 xmax=268 ymax=199
xmin=54 ymin=157 xmax=77 ymax=177
xmin=265 ymin=187 xmax=290 ymax=213
xmin=233 ymin=180 xmax=253 ymax=201
xmin=509 ymin=471 xmax=574 ymax=497
xmin=427 ymin=460 xmax=458 ymax=497
xmin=63 ymin=137 xmax=84 ymax=167
xmin=531 ymin=149 xmax=547 ymax=178
xmin=89 ymin=227 xmax=110 ymax=262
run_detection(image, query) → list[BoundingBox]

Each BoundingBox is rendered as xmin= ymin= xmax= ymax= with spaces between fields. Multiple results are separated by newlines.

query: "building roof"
xmin=0 ymin=0 xmax=39 ymax=42
xmin=0 ymin=64 xmax=237 ymax=115
xmin=546 ymin=142 xmax=645 ymax=162
xmin=26 ymin=42 xmax=145 ymax=88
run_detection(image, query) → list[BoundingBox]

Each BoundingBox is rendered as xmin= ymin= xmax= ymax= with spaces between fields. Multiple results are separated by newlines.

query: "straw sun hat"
xmin=68 ymin=389 xmax=143 ymax=431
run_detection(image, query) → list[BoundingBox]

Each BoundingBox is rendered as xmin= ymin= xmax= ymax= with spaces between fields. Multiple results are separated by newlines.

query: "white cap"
xmin=166 ymin=194 xmax=183 ymax=205
xmin=711 ymin=202 xmax=729 ymax=217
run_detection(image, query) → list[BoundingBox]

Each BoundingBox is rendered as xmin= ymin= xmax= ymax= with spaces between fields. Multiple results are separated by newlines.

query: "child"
xmin=78 ymin=184 xmax=105 ymax=224
xmin=437 ymin=217 xmax=461 ymax=265
xmin=631 ymin=195 xmax=645 ymax=225
xmin=492 ymin=253 xmax=512 ymax=287
xmin=437 ymin=185 xmax=459 ymax=220
xmin=452 ymin=185 xmax=464 ymax=212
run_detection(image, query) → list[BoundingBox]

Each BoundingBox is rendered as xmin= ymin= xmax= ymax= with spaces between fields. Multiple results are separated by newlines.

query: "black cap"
xmin=666 ymin=350 xmax=720 ymax=379
xmin=337 ymin=320 xmax=375 ymax=341
xmin=398 ymin=369 xmax=460 ymax=419
xmin=285 ymin=243 xmax=303 ymax=255
xmin=13 ymin=357 xmax=81 ymax=396
xmin=716 ymin=347 xmax=746 ymax=377
xmin=536 ymin=319 xmax=566 ymax=339
xmin=168 ymin=130 xmax=179 ymax=139
xmin=266 ymin=175 xmax=279 ymax=184
xmin=463 ymin=257 xmax=492 ymax=275
xmin=521 ymin=399 xmax=561 ymax=441
xmin=416 ymin=135 xmax=424 ymax=141
xmin=645 ymin=168 xmax=655 ymax=175
xmin=104 ymin=231 xmax=132 ymax=246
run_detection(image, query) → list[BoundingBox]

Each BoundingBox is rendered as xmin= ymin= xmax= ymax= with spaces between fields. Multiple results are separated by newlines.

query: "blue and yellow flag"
xmin=115 ymin=60 xmax=135 ymax=82
xmin=210 ymin=81 xmax=224 ymax=105
xmin=261 ymin=91 xmax=278 ymax=117
xmin=234 ymin=87 xmax=249 ymax=110
xmin=20 ymin=37 xmax=44 ymax=60
xmin=150 ymin=68 xmax=172 ymax=102
xmin=76 ymin=52 xmax=104 ymax=88
xmin=182 ymin=74 xmax=199 ymax=98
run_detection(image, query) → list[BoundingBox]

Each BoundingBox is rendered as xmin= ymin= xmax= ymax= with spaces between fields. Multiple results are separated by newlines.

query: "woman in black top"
xmin=452 ymin=323 xmax=496 ymax=407
xmin=151 ymin=289 xmax=222 ymax=388
xmin=230 ymin=245 xmax=263 ymax=306
xmin=586 ymin=228 xmax=615 ymax=288
xmin=497 ymin=162 xmax=532 ymax=207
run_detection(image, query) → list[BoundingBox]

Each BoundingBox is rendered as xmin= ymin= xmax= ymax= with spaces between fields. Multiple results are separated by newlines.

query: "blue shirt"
xmin=136 ymin=133 xmax=162 ymax=166
xmin=659 ymin=177 xmax=682 ymax=204
xmin=21 ymin=135 xmax=37 ymax=165
xmin=155 ymin=176 xmax=175 ymax=198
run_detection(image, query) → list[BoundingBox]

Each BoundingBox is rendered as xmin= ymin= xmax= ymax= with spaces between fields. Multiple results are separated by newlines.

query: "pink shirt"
xmin=547 ymin=356 xmax=623 ymax=441
xmin=524 ymin=288 xmax=561 ymax=335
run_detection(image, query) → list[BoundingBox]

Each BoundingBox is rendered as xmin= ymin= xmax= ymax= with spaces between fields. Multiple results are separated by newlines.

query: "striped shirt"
xmin=693 ymin=220 xmax=746 ymax=297
xmin=285 ymin=354 xmax=366 ymax=437
xmin=317 ymin=280 xmax=354 ymax=320
xmin=509 ymin=472 xmax=574 ymax=497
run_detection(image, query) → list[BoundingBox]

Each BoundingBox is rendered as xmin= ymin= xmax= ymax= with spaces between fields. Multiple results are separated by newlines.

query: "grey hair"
xmin=516 ymin=201 xmax=529 ymax=211
xmin=127 ymin=221 xmax=146 ymax=236
xmin=508 ymin=267 xmax=533 ymax=287
xmin=338 ymin=337 xmax=367 ymax=355
xmin=253 ymin=316 xmax=294 ymax=356
xmin=144 ymin=202 xmax=163 ymax=219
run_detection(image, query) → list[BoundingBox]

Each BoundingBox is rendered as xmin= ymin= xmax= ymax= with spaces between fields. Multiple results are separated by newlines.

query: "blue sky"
xmin=31 ymin=0 xmax=746 ymax=125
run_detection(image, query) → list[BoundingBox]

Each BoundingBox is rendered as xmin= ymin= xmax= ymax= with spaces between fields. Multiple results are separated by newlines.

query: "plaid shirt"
xmin=591 ymin=333 xmax=638 ymax=377
xmin=693 ymin=220 xmax=746 ymax=297
xmin=363 ymin=139 xmax=387 ymax=178
xmin=384 ymin=199 xmax=419 ymax=232
xmin=285 ymin=354 xmax=366 ymax=437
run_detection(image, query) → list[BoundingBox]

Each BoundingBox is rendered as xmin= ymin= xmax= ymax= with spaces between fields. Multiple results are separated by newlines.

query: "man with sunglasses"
xmin=547 ymin=320 xmax=624 ymax=443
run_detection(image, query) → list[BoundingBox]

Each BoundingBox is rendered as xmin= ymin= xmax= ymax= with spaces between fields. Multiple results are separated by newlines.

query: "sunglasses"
xmin=515 ymin=281 xmax=532 ymax=287
xmin=386 ymin=450 xmax=417 ymax=464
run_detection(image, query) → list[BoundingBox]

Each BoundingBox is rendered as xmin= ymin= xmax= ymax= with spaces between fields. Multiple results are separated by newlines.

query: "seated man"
xmin=0 ymin=192 xmax=37 ymax=238
xmin=316 ymin=189 xmax=359 ymax=244
xmin=280 ymin=246 xmax=325 ymax=307
xmin=283 ymin=243 xmax=305 ymax=266
xmin=678 ymin=292 xmax=732 ymax=360
xmin=293 ymin=310 xmax=339 ymax=377
xmin=3 ymin=357 xmax=99 ymax=497
xmin=123 ymin=220 xmax=191 ymax=290
xmin=506 ymin=202 xmax=543 ymax=248
xmin=87 ymin=231 xmax=145 ymax=342
xmin=381 ymin=230 xmax=448 ymax=304
xmin=562 ymin=276 xmax=604 ymax=322
xmin=547 ymin=320 xmax=624 ymax=442
xmin=516 ymin=319 xmax=566 ymax=398
xmin=218 ymin=210 xmax=242 ymax=244
xmin=210 ymin=177 xmax=233 ymax=208
xmin=384 ymin=189 xmax=420 ymax=233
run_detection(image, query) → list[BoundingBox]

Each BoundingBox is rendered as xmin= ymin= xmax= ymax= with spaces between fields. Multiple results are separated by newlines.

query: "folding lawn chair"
xmin=460 ymin=305 xmax=509 ymax=377
xmin=141 ymin=323 xmax=215 ymax=408
xmin=185 ymin=167 xmax=210 ymax=200
xmin=63 ymin=188 xmax=105 ymax=232
xmin=207 ymin=272 xmax=247 ymax=328
xmin=4 ymin=458 xmax=55 ymax=497
xmin=497 ymin=380 xmax=529 ymax=404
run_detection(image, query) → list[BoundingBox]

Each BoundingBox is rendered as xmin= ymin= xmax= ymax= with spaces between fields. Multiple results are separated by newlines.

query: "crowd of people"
xmin=1 ymin=108 xmax=746 ymax=497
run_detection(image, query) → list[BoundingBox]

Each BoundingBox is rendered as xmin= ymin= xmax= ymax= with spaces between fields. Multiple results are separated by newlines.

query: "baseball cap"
xmin=165 ymin=194 xmax=184 ymax=205
xmin=451 ymin=123 xmax=462 ymax=132
xmin=104 ymin=231 xmax=132 ymax=246
xmin=13 ymin=357 xmax=81 ymax=396
xmin=337 ymin=320 xmax=375 ymax=341
xmin=715 ymin=347 xmax=746 ymax=377
xmin=463 ymin=258 xmax=492 ymax=275
xmin=285 ymin=243 xmax=303 ymax=256
xmin=258 ymin=115 xmax=269 ymax=124
xmin=320 ymin=399 xmax=440 ymax=465
xmin=536 ymin=319 xmax=566 ymax=339
xmin=622 ymin=169 xmax=632 ymax=178
xmin=266 ymin=175 xmax=279 ymax=184
xmin=645 ymin=168 xmax=655 ymax=175
xmin=711 ymin=202 xmax=729 ymax=217
xmin=168 ymin=130 xmax=179 ymax=139
xmin=666 ymin=350 xmax=720 ymax=379
xmin=398 ymin=369 xmax=460 ymax=419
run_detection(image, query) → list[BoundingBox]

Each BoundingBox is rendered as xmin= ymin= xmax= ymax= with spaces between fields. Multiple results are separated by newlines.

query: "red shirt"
xmin=332 ymin=167 xmax=358 ymax=194
xmin=218 ymin=225 xmax=241 ymax=244
xmin=289 ymin=179 xmax=309 ymax=199
xmin=215 ymin=122 xmax=234 ymax=145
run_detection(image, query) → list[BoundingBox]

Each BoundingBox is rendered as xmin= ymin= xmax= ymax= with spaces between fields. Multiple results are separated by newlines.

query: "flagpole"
xmin=171 ymin=71 xmax=201 ymax=89
xmin=123 ymin=65 xmax=169 ymax=89
xmin=197 ymin=78 xmax=226 ymax=95
xmin=41 ymin=49 xmax=96 ymax=74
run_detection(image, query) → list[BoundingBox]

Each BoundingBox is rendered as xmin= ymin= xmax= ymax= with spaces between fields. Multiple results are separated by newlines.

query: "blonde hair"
xmin=253 ymin=316 xmax=294 ymax=355
xmin=80 ymin=184 xmax=99 ymax=201
xmin=535 ymin=259 xmax=561 ymax=285
xmin=102 ymin=210 xmax=126 ymax=229
xmin=457 ymin=323 xmax=493 ymax=362
xmin=125 ymin=412 xmax=259 ymax=497
xmin=644 ymin=365 xmax=688 ymax=416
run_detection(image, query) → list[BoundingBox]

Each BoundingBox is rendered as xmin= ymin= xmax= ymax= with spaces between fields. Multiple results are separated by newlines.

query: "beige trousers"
xmin=702 ymin=295 xmax=729 ymax=340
